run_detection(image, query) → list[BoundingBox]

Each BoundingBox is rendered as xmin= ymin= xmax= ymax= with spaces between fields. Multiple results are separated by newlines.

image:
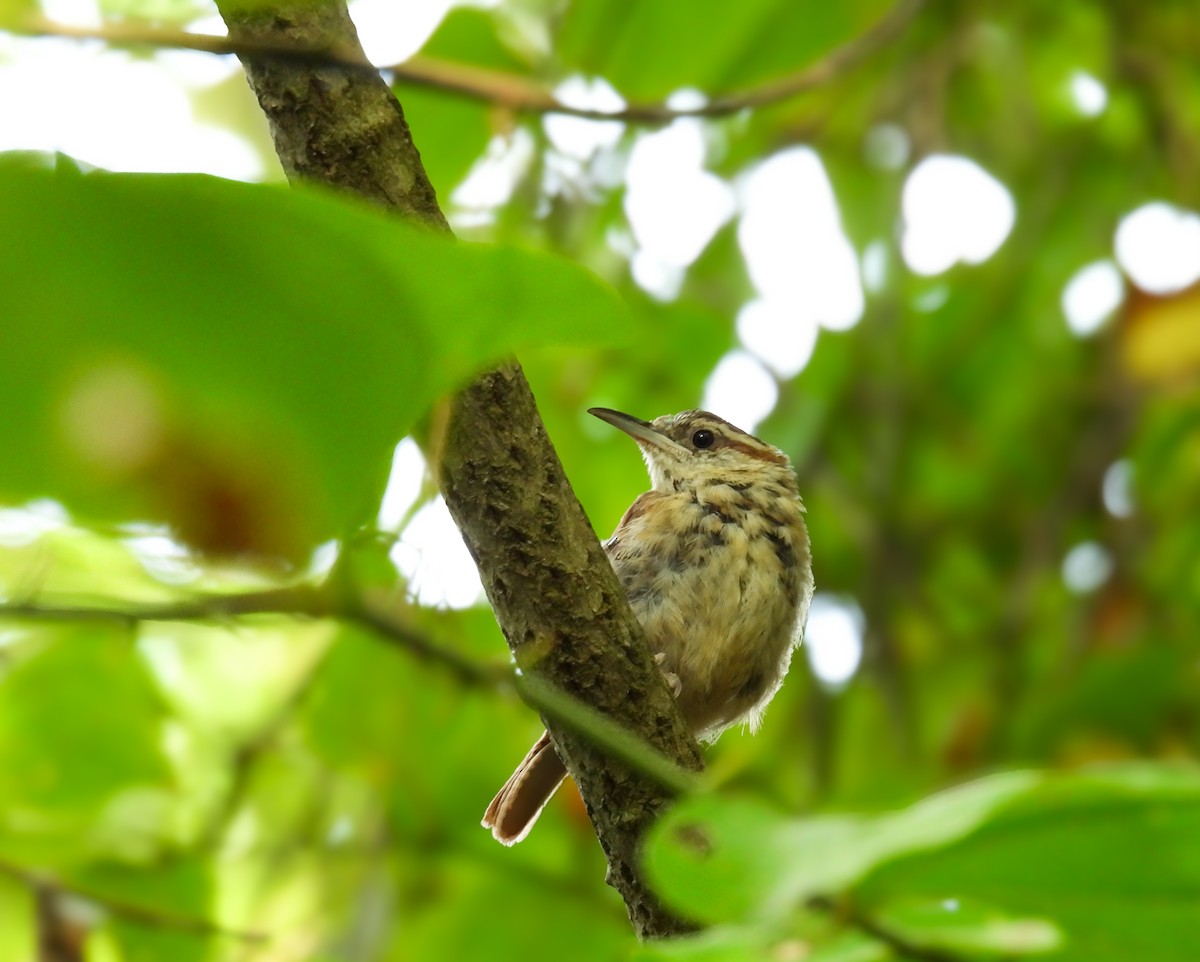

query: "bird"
xmin=482 ymin=407 xmax=813 ymax=844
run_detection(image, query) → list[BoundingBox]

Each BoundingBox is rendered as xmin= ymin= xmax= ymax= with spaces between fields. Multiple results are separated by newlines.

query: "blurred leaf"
xmin=301 ymin=625 xmax=518 ymax=842
xmin=0 ymin=523 xmax=181 ymax=604
xmin=1011 ymin=644 xmax=1191 ymax=757
xmin=872 ymin=896 xmax=1063 ymax=957
xmin=0 ymin=626 xmax=171 ymax=863
xmin=400 ymin=8 xmax=530 ymax=194
xmin=390 ymin=852 xmax=628 ymax=962
xmin=802 ymin=933 xmax=892 ymax=962
xmin=854 ymin=766 xmax=1200 ymax=961
xmin=631 ymin=924 xmax=784 ymax=961
xmin=0 ymin=0 xmax=36 ymax=28
xmin=648 ymin=763 xmax=1200 ymax=962
xmin=644 ymin=771 xmax=1039 ymax=924
xmin=108 ymin=924 xmax=211 ymax=962
xmin=0 ymin=153 xmax=630 ymax=559
xmin=95 ymin=0 xmax=210 ymax=23
xmin=138 ymin=619 xmax=333 ymax=737
xmin=0 ymin=874 xmax=36 ymax=962
xmin=554 ymin=0 xmax=891 ymax=100
xmin=82 ymin=857 xmax=216 ymax=962
xmin=632 ymin=917 xmax=892 ymax=961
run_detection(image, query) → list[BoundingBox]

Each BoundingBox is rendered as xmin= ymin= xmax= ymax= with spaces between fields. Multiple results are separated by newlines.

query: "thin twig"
xmin=695 ymin=0 xmax=922 ymax=118
xmin=354 ymin=599 xmax=700 ymax=792
xmin=0 ymin=585 xmax=330 ymax=626
xmin=12 ymin=0 xmax=923 ymax=124
xmin=809 ymin=896 xmax=970 ymax=962
xmin=0 ymin=588 xmax=702 ymax=795
xmin=347 ymin=588 xmax=505 ymax=688
xmin=0 ymin=859 xmax=268 ymax=944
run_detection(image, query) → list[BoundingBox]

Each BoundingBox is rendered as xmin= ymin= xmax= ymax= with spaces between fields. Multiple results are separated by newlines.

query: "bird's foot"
xmin=654 ymin=652 xmax=683 ymax=697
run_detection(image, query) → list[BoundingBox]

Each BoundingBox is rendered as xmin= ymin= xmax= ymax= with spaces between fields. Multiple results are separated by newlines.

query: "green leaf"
xmin=857 ymin=765 xmax=1200 ymax=962
xmin=0 ymin=626 xmax=172 ymax=863
xmin=0 ymin=153 xmax=629 ymax=558
xmin=0 ymin=874 xmax=36 ymax=962
xmin=631 ymin=919 xmax=891 ymax=962
xmin=631 ymin=924 xmax=784 ymax=962
xmin=82 ymin=857 xmax=216 ymax=962
xmin=802 ymin=932 xmax=893 ymax=962
xmin=391 ymin=852 xmax=629 ymax=962
xmin=554 ymin=0 xmax=891 ymax=100
xmin=644 ymin=771 xmax=1040 ymax=924
xmin=95 ymin=0 xmax=209 ymax=24
xmin=650 ymin=766 xmax=1200 ymax=959
xmin=872 ymin=897 xmax=1063 ymax=958
xmin=399 ymin=8 xmax=530 ymax=194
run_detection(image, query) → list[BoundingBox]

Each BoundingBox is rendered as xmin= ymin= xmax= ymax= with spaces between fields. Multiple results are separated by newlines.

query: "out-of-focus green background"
xmin=1 ymin=0 xmax=1199 ymax=959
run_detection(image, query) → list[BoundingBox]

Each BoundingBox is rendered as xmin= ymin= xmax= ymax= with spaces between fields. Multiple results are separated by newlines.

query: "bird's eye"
xmin=692 ymin=429 xmax=715 ymax=449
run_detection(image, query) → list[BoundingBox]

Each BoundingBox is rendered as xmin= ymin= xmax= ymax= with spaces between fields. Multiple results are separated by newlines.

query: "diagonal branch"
xmin=437 ymin=365 xmax=708 ymax=868
xmin=17 ymin=0 xmax=922 ymax=124
xmin=203 ymin=0 xmax=703 ymax=937
xmin=3 ymin=588 xmax=700 ymax=799
xmin=0 ymin=859 xmax=267 ymax=944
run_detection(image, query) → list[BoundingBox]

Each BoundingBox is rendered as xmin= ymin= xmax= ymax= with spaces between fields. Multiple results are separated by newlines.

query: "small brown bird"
xmin=483 ymin=407 xmax=813 ymax=844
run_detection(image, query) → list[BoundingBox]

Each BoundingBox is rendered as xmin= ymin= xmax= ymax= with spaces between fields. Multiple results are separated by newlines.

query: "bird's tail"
xmin=482 ymin=730 xmax=568 ymax=845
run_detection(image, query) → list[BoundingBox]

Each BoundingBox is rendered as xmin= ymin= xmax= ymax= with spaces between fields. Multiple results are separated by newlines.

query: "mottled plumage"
xmin=483 ymin=408 xmax=813 ymax=844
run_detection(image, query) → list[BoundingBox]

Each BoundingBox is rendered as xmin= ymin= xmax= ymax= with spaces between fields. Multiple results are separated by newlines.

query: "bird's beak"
xmin=588 ymin=407 xmax=689 ymax=457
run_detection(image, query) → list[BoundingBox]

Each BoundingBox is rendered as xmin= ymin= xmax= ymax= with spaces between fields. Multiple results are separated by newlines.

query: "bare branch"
xmin=0 ymin=590 xmax=702 ymax=798
xmin=0 ymin=859 xmax=267 ymax=944
xmin=0 ymin=586 xmax=328 ymax=626
xmin=16 ymin=0 xmax=923 ymax=124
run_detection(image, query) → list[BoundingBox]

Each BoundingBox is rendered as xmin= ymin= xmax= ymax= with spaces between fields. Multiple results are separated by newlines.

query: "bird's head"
xmin=589 ymin=407 xmax=795 ymax=493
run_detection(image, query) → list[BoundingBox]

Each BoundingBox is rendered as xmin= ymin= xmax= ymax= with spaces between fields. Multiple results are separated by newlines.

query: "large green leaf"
xmin=646 ymin=767 xmax=1200 ymax=960
xmin=644 ymin=771 xmax=1040 ymax=924
xmin=0 ymin=153 xmax=629 ymax=558
xmin=857 ymin=766 xmax=1200 ymax=961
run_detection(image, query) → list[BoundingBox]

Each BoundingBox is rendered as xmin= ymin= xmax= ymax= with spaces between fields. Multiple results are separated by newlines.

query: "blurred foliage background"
xmin=1 ymin=0 xmax=1200 ymax=959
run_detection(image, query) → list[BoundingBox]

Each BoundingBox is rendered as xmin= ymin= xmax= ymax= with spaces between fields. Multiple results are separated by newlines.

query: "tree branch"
xmin=17 ymin=0 xmax=922 ymax=124
xmin=357 ymin=592 xmax=703 ymax=801
xmin=0 ymin=859 xmax=267 ymax=945
xmin=437 ymin=364 xmax=703 ymax=935
xmin=0 ymin=586 xmax=324 ymax=627
xmin=204 ymin=0 xmax=703 ymax=936
xmin=2 ymin=586 xmax=700 ymax=799
xmin=37 ymin=888 xmax=84 ymax=962
xmin=809 ymin=897 xmax=971 ymax=962
xmin=215 ymin=1 xmax=448 ymax=223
